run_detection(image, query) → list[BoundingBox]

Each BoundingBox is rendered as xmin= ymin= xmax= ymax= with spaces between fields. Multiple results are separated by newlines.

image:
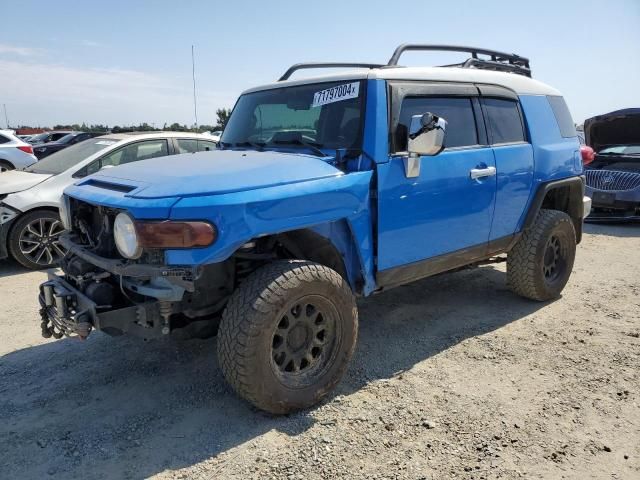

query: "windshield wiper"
xmin=233 ymin=141 xmax=267 ymax=150
xmin=269 ymin=139 xmax=327 ymax=157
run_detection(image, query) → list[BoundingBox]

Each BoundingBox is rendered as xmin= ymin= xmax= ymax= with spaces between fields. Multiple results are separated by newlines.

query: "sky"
xmin=0 ymin=0 xmax=638 ymax=128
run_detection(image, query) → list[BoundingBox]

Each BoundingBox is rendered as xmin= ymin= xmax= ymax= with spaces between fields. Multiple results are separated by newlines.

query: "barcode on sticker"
xmin=312 ymin=82 xmax=359 ymax=108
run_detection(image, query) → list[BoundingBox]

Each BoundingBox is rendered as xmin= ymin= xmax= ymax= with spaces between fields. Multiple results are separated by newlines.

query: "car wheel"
xmin=507 ymin=209 xmax=576 ymax=301
xmin=0 ymin=160 xmax=15 ymax=173
xmin=217 ymin=260 xmax=358 ymax=414
xmin=9 ymin=210 xmax=67 ymax=270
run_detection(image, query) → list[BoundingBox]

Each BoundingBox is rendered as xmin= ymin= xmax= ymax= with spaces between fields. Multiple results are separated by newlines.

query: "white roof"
xmin=243 ymin=66 xmax=561 ymax=96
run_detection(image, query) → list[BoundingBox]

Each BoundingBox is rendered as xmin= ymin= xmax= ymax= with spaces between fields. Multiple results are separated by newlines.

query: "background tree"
xmin=215 ymin=108 xmax=232 ymax=129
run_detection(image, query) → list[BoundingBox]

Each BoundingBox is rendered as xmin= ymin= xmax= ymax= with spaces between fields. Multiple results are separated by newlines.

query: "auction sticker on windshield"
xmin=312 ymin=82 xmax=359 ymax=108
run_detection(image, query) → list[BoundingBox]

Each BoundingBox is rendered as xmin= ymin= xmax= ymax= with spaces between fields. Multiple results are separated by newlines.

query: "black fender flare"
xmin=522 ymin=175 xmax=585 ymax=243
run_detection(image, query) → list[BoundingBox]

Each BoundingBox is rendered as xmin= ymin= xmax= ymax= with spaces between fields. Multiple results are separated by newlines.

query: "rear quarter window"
xmin=482 ymin=98 xmax=526 ymax=144
xmin=0 ymin=134 xmax=9 ymax=144
xmin=547 ymin=96 xmax=577 ymax=138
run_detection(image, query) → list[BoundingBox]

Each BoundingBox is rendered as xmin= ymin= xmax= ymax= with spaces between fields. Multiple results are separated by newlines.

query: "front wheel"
xmin=217 ymin=260 xmax=358 ymax=414
xmin=8 ymin=210 xmax=66 ymax=269
xmin=507 ymin=209 xmax=576 ymax=301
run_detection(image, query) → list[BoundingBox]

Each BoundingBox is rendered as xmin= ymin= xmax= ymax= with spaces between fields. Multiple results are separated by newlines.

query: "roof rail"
xmin=278 ymin=62 xmax=385 ymax=81
xmin=387 ymin=44 xmax=532 ymax=77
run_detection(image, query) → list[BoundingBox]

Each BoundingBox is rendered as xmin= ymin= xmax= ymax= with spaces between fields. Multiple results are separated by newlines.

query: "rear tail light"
xmin=580 ymin=145 xmax=595 ymax=166
xmin=136 ymin=221 xmax=217 ymax=249
xmin=17 ymin=145 xmax=34 ymax=155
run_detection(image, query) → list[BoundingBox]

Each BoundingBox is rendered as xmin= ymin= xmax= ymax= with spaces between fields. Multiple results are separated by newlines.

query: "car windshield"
xmin=25 ymin=138 xmax=118 ymax=175
xmin=56 ymin=133 xmax=78 ymax=144
xmin=29 ymin=133 xmax=50 ymax=142
xmin=599 ymin=145 xmax=640 ymax=155
xmin=221 ymin=80 xmax=365 ymax=153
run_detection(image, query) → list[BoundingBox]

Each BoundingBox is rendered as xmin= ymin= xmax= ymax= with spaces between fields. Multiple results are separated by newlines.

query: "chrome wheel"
xmin=18 ymin=217 xmax=66 ymax=266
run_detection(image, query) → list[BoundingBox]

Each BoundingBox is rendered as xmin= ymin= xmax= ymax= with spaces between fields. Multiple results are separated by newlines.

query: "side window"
xmin=99 ymin=140 xmax=169 ymax=169
xmin=197 ymin=140 xmax=217 ymax=152
xmin=0 ymin=134 xmax=9 ymax=144
xmin=51 ymin=133 xmax=68 ymax=141
xmin=547 ymin=96 xmax=577 ymax=138
xmin=483 ymin=98 xmax=526 ymax=144
xmin=396 ymin=97 xmax=478 ymax=151
xmin=176 ymin=138 xmax=198 ymax=153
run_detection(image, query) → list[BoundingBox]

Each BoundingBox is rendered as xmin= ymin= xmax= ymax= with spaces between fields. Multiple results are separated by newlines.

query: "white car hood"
xmin=0 ymin=170 xmax=53 ymax=195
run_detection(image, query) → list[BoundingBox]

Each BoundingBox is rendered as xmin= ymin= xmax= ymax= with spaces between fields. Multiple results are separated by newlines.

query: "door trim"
xmin=376 ymin=233 xmax=516 ymax=290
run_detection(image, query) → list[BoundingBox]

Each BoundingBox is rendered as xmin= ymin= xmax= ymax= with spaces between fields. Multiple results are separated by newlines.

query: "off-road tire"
xmin=9 ymin=210 xmax=65 ymax=270
xmin=217 ymin=260 xmax=358 ymax=414
xmin=507 ymin=209 xmax=576 ymax=301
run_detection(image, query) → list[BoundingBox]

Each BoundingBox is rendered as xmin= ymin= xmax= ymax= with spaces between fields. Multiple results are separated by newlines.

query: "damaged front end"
xmin=39 ymin=197 xmax=235 ymax=340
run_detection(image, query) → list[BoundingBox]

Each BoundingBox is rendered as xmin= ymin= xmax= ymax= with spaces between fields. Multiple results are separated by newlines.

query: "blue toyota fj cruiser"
xmin=39 ymin=45 xmax=591 ymax=413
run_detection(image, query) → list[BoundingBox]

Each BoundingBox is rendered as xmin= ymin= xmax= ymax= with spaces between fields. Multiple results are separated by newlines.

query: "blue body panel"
xmin=488 ymin=143 xmax=534 ymax=240
xmin=167 ymin=170 xmax=376 ymax=294
xmin=377 ymin=148 xmax=497 ymax=270
xmin=515 ymin=95 xmax=581 ymax=231
xmin=90 ymin=150 xmax=343 ymax=199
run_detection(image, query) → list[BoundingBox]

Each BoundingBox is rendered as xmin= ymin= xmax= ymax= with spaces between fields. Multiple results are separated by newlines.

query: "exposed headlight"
xmin=114 ymin=212 xmax=142 ymax=259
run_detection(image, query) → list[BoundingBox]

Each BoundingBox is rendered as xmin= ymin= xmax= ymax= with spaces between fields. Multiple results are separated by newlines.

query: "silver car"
xmin=0 ymin=131 xmax=218 ymax=269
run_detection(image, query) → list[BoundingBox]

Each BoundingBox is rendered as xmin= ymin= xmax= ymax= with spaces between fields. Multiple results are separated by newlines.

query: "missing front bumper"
xmin=38 ymin=272 xmax=166 ymax=340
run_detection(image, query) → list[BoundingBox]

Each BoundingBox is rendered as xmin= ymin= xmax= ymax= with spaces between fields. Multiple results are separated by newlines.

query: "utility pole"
xmin=3 ymin=104 xmax=9 ymax=129
xmin=192 ymin=45 xmax=198 ymax=129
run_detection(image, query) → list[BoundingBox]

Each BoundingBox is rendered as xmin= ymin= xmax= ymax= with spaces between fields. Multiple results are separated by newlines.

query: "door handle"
xmin=469 ymin=166 xmax=496 ymax=180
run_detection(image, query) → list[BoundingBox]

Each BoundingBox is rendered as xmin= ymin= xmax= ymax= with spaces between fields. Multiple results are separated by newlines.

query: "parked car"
xmin=33 ymin=132 xmax=101 ymax=159
xmin=28 ymin=131 xmax=73 ymax=145
xmin=0 ymin=132 xmax=218 ymax=269
xmin=583 ymin=108 xmax=640 ymax=221
xmin=0 ymin=130 xmax=38 ymax=172
xmin=39 ymin=44 xmax=590 ymax=414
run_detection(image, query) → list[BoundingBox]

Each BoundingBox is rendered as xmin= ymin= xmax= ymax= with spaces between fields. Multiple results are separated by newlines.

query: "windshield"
xmin=221 ymin=80 xmax=365 ymax=152
xmin=25 ymin=138 xmax=118 ymax=175
xmin=56 ymin=133 xmax=77 ymax=144
xmin=599 ymin=145 xmax=640 ymax=155
xmin=29 ymin=133 xmax=50 ymax=143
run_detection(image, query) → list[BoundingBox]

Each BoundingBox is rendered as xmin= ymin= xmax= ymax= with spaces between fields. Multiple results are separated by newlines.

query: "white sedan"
xmin=0 ymin=129 xmax=38 ymax=172
xmin=0 ymin=131 xmax=218 ymax=269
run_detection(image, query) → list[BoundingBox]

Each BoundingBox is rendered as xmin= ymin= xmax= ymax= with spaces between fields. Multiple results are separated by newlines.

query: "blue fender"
xmin=167 ymin=170 xmax=377 ymax=295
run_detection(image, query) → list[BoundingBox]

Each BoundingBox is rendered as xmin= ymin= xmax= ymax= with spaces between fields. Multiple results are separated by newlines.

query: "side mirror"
xmin=404 ymin=113 xmax=447 ymax=178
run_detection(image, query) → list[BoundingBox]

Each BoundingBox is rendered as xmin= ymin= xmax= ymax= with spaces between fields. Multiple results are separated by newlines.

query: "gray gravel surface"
xmin=1 ymin=223 xmax=638 ymax=479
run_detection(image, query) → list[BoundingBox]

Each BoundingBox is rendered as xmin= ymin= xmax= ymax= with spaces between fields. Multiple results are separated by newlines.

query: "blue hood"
xmin=89 ymin=150 xmax=342 ymax=199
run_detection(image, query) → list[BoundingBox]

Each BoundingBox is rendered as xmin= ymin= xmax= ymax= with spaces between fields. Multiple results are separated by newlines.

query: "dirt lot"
xmin=0 ymin=223 xmax=638 ymax=480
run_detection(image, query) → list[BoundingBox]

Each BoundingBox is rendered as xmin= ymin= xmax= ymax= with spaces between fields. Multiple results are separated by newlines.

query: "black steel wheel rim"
xmin=270 ymin=294 xmax=340 ymax=387
xmin=543 ymin=234 xmax=565 ymax=283
xmin=19 ymin=217 xmax=66 ymax=266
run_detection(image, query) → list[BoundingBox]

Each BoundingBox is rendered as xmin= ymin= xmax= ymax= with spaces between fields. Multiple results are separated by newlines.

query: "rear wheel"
xmin=0 ymin=160 xmax=15 ymax=173
xmin=507 ymin=209 xmax=576 ymax=301
xmin=217 ymin=260 xmax=358 ymax=414
xmin=9 ymin=210 xmax=66 ymax=270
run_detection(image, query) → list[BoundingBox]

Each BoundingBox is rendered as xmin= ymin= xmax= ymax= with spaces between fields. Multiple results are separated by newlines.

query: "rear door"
xmin=478 ymin=86 xmax=534 ymax=242
xmin=376 ymin=82 xmax=497 ymax=282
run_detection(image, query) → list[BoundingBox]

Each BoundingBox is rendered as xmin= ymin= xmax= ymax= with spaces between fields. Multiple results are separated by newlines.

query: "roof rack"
xmin=278 ymin=62 xmax=385 ymax=81
xmin=387 ymin=44 xmax=531 ymax=77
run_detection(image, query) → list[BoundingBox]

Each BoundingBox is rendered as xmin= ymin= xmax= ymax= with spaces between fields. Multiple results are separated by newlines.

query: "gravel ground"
xmin=0 ymin=223 xmax=638 ymax=480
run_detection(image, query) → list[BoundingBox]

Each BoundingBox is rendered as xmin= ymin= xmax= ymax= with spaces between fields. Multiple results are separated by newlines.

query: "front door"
xmin=376 ymin=87 xmax=497 ymax=285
